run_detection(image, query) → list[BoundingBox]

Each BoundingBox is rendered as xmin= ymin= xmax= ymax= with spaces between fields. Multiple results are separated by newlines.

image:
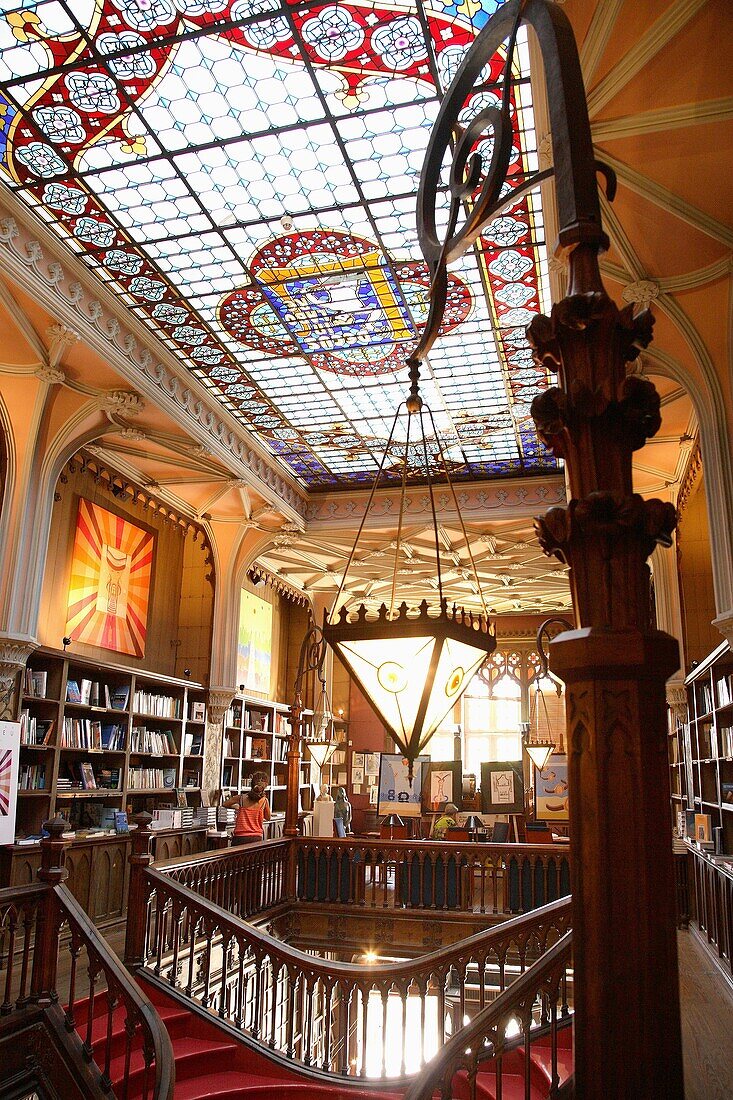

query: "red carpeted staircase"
xmin=77 ymin=981 xmax=571 ymax=1099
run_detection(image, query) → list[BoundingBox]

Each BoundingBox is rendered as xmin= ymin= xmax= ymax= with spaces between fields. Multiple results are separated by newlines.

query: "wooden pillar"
xmin=530 ymin=243 xmax=684 ymax=1098
xmin=284 ymin=690 xmax=303 ymax=840
xmin=31 ymin=815 xmax=70 ymax=1003
xmin=125 ymin=811 xmax=154 ymax=967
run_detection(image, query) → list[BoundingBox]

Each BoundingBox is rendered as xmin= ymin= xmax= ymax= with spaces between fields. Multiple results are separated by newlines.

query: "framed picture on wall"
xmin=481 ymin=760 xmax=524 ymax=815
xmin=65 ymin=497 xmax=155 ymax=658
xmin=237 ymin=589 xmax=272 ymax=694
xmin=534 ymin=754 xmax=569 ymax=821
xmin=421 ymin=760 xmax=462 ymax=812
xmin=377 ymin=753 xmax=428 ymax=818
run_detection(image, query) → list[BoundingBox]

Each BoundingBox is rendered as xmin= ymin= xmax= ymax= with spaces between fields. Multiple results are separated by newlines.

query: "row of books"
xmin=183 ymin=732 xmax=203 ymax=756
xmin=57 ymin=762 xmax=122 ymax=791
xmin=697 ymin=721 xmax=714 ymax=759
xmin=20 ymin=711 xmax=54 ymax=746
xmin=716 ymin=674 xmax=732 ymax=708
xmin=66 ymin=679 xmax=122 ymax=708
xmin=720 ymin=726 xmax=733 ymax=758
xmin=61 ymin=717 xmax=125 ymax=751
xmin=131 ymin=726 xmax=178 ymax=754
xmin=697 ymin=681 xmax=714 ymax=715
xmin=245 ymin=708 xmax=270 ymax=731
xmin=133 ymin=690 xmax=182 ymax=718
xmin=128 ymin=766 xmax=178 ymax=790
xmin=18 ymin=763 xmax=46 ymax=790
xmin=24 ymin=668 xmax=48 ymax=698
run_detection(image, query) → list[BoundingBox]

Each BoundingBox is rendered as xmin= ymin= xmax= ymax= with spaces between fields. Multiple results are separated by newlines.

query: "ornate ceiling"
xmin=0 ymin=0 xmax=727 ymax=620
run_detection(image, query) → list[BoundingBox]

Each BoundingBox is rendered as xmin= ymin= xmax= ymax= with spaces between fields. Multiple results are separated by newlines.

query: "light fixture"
xmin=381 ymin=812 xmax=404 ymax=839
xmin=463 ymin=814 xmax=485 ymax=841
xmin=305 ymin=738 xmax=337 ymax=776
xmin=523 ymin=616 xmax=573 ymax=771
xmin=522 ymin=719 xmax=554 ymax=772
xmin=323 ymin=361 xmax=496 ymax=780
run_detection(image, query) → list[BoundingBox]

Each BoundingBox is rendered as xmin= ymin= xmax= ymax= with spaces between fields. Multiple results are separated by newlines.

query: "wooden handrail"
xmin=137 ymin=858 xmax=571 ymax=1083
xmin=402 ymin=931 xmax=574 ymax=1100
xmin=1 ymin=819 xmax=174 ymax=1100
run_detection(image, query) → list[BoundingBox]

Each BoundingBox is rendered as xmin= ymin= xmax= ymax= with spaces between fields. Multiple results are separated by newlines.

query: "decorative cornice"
xmin=101 ymin=389 xmax=145 ymax=418
xmin=665 ymin=681 xmax=687 ymax=725
xmin=0 ymin=200 xmax=307 ymax=522
xmin=305 ymin=476 xmax=567 ymax=527
xmin=0 ymin=635 xmax=38 ymax=719
xmin=34 ymin=365 xmax=65 ymax=385
xmin=676 ymin=440 xmax=702 ymax=516
xmin=208 ymin=688 xmax=236 ymax=726
xmin=248 ymin=566 xmax=310 ymax=606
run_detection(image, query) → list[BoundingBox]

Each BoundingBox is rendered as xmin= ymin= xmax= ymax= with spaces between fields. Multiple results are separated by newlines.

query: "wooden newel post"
xmin=125 ymin=811 xmax=154 ymax=967
xmin=284 ymin=693 xmax=303 ymax=840
xmin=31 ymin=815 xmax=70 ymax=1003
xmin=529 ymin=244 xmax=684 ymax=1098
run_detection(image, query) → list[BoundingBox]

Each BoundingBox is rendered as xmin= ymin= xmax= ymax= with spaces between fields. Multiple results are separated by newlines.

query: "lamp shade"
xmin=525 ymin=740 xmax=554 ymax=771
xmin=324 ymin=601 xmax=494 ymax=777
xmin=306 ymin=739 xmax=337 ymax=772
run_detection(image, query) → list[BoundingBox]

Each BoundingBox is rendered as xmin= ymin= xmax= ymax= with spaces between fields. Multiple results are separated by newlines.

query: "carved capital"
xmin=0 ymin=635 xmax=38 ymax=697
xmin=102 ymin=390 xmax=145 ymax=417
xmin=208 ymin=688 xmax=236 ymax=726
xmin=535 ymin=494 xmax=677 ymax=630
xmin=665 ymin=681 xmax=688 ymax=725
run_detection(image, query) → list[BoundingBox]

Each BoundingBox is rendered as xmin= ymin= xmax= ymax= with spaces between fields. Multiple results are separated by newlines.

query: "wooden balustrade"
xmin=149 ymin=836 xmax=570 ymax=920
xmin=136 ymin=855 xmax=571 ymax=1084
xmin=0 ymin=818 xmax=174 ymax=1100
xmin=403 ymin=932 xmax=574 ymax=1100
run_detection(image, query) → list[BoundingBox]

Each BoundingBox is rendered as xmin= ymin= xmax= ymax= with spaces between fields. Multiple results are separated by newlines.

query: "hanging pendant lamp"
xmin=323 ymin=360 xmax=496 ymax=780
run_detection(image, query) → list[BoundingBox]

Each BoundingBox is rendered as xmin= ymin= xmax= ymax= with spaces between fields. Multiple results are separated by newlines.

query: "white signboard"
xmin=0 ymin=720 xmax=21 ymax=844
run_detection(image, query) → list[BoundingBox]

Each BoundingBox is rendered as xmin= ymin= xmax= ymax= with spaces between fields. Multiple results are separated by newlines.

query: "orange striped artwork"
xmin=65 ymin=499 xmax=155 ymax=657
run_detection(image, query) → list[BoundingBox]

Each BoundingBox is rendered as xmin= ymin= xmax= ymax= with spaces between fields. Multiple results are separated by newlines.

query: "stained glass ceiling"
xmin=0 ymin=0 xmax=556 ymax=489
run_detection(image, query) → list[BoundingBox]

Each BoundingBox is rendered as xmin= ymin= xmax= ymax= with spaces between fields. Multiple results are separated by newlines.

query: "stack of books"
xmin=180 ymin=806 xmax=195 ymax=829
xmin=194 ymin=806 xmax=217 ymax=828
xmin=218 ymin=807 xmax=236 ymax=827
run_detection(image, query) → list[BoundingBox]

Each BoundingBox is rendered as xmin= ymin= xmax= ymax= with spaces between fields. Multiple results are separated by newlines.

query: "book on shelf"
xmin=79 ymin=761 xmax=97 ymax=790
xmin=250 ymin=736 xmax=269 ymax=760
xmin=247 ymin=708 xmax=269 ymax=732
xmin=66 ymin=680 xmax=82 ymax=704
xmin=96 ymin=767 xmax=121 ymax=790
xmin=110 ymin=684 xmax=130 ymax=711
xmin=720 ymin=726 xmax=733 ymax=759
xmin=183 ymin=731 xmax=203 ymax=755
xmin=114 ymin=811 xmax=129 ymax=834
xmin=175 ymin=787 xmax=188 ymax=808
xmin=133 ymin=690 xmax=182 ymax=719
xmin=20 ymin=711 xmax=55 ymax=746
xmin=25 ymin=669 xmax=48 ymax=698
xmin=190 ymin=701 xmax=206 ymax=722
xmin=129 ymin=767 xmax=166 ymax=790
xmin=131 ymin=726 xmax=177 ymax=754
xmin=18 ymin=762 xmax=46 ymax=790
xmin=716 ymin=675 xmax=732 ymax=707
xmin=222 ymin=763 xmax=234 ymax=787
xmin=182 ymin=769 xmax=199 ymax=788
xmin=162 ymin=767 xmax=177 ymax=789
xmin=100 ymin=724 xmax=125 ymax=751
xmin=722 ymin=781 xmax=733 ymax=805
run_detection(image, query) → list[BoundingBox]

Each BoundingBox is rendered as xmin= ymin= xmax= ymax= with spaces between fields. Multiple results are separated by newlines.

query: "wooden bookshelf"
xmin=16 ymin=646 xmax=209 ymax=838
xmin=220 ymin=694 xmax=317 ymax=815
xmin=676 ymin=641 xmax=733 ymax=855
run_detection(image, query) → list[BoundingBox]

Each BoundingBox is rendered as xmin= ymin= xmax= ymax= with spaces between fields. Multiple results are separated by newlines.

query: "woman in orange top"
xmin=223 ymin=780 xmax=271 ymax=844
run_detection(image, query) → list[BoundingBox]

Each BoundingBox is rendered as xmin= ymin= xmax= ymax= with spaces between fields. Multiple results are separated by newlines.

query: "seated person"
xmin=431 ymin=802 xmax=458 ymax=840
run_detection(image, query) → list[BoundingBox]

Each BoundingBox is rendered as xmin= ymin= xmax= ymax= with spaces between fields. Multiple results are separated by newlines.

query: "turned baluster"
xmin=31 ymin=815 xmax=70 ymax=1004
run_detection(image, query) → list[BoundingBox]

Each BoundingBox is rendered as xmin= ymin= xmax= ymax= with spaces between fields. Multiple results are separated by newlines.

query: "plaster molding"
xmin=305 ymin=476 xmax=567 ymax=527
xmin=0 ymin=634 xmax=38 ymax=718
xmin=597 ymin=150 xmax=733 ymax=250
xmin=622 ymin=279 xmax=660 ymax=307
xmin=665 ymin=681 xmax=687 ymax=725
xmin=592 ymin=96 xmax=733 ymax=142
xmin=0 ymin=200 xmax=307 ymax=523
xmin=101 ymin=390 xmax=145 ymax=418
xmin=208 ymin=688 xmax=236 ymax=727
xmin=578 ymin=0 xmax=624 ymax=86
xmin=586 ymin=0 xmax=708 ymax=119
xmin=34 ymin=365 xmax=65 ymax=385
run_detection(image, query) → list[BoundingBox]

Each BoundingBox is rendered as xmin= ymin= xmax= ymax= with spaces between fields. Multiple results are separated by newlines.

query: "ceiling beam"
xmin=0 ymin=277 xmax=48 ymax=364
xmin=579 ymin=0 xmax=625 ymax=86
xmin=592 ymin=96 xmax=733 ymax=141
xmin=587 ymin=0 xmax=709 ymax=118
xmin=598 ymin=149 xmax=733 ymax=249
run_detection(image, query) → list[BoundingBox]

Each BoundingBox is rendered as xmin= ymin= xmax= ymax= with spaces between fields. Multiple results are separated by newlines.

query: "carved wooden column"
xmin=31 ymin=815 xmax=70 ymax=1003
xmin=284 ymin=689 xmax=304 ymax=840
xmin=125 ymin=811 xmax=154 ymax=967
xmin=530 ymin=245 xmax=684 ymax=1098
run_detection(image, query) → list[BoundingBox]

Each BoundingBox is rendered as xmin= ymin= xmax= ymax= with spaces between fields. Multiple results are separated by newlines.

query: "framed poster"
xmin=377 ymin=753 xmax=428 ymax=818
xmin=236 ymin=589 xmax=272 ymax=694
xmin=0 ymin=721 xmax=21 ymax=843
xmin=65 ymin=498 xmax=155 ymax=657
xmin=534 ymin=755 xmax=569 ymax=821
xmin=481 ymin=760 xmax=524 ymax=814
xmin=422 ymin=760 xmax=462 ymax=812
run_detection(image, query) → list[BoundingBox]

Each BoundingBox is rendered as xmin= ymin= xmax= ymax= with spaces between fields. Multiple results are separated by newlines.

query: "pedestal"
xmin=313 ymin=801 xmax=335 ymax=838
xmin=551 ymin=627 xmax=683 ymax=1100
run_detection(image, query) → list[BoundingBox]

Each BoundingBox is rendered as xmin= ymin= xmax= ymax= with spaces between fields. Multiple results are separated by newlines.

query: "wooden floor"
xmin=679 ymin=928 xmax=733 ymax=1100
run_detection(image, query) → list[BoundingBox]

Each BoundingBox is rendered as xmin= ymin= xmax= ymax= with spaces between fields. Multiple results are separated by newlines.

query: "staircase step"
xmin=109 ymin=1035 xmax=239 ymax=1092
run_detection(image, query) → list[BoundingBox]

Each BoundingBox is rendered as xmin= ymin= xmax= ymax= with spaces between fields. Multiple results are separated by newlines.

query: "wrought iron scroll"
xmin=413 ymin=0 xmax=615 ymax=363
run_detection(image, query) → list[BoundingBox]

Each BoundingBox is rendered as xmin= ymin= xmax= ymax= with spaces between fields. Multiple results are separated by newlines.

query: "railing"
xmin=0 ymin=818 xmax=174 ymax=1100
xmin=688 ymin=842 xmax=733 ymax=980
xmin=135 ymin=847 xmax=571 ymax=1084
xmin=402 ymin=931 xmax=574 ymax=1100
xmin=158 ymin=837 xmax=290 ymax=920
xmin=294 ymin=837 xmax=570 ymax=915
